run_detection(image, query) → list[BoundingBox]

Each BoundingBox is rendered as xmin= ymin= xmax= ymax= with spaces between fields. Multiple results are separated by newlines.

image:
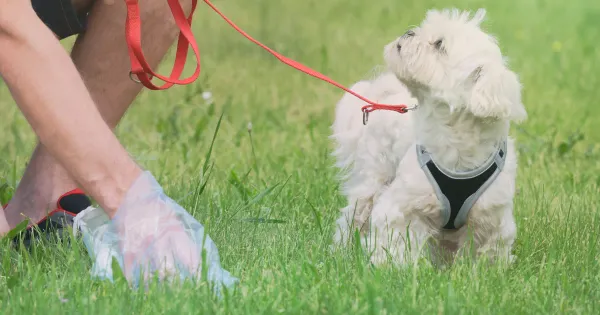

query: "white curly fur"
xmin=330 ymin=8 xmax=527 ymax=267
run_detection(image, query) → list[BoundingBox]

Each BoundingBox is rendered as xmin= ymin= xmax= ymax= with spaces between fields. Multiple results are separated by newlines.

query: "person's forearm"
xmin=0 ymin=3 xmax=140 ymax=217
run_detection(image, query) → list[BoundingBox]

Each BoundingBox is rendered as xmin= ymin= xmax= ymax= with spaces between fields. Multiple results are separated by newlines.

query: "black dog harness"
xmin=416 ymin=140 xmax=507 ymax=230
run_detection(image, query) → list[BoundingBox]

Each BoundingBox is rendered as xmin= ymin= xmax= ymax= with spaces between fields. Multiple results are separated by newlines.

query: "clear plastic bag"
xmin=74 ymin=171 xmax=238 ymax=294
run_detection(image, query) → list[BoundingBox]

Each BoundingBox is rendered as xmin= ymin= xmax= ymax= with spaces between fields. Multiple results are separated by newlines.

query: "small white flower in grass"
xmin=202 ymin=91 xmax=213 ymax=104
xmin=57 ymin=291 xmax=69 ymax=303
xmin=247 ymin=122 xmax=253 ymax=133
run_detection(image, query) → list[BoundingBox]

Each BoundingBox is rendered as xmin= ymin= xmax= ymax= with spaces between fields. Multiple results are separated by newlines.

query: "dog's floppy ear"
xmin=468 ymin=63 xmax=527 ymax=122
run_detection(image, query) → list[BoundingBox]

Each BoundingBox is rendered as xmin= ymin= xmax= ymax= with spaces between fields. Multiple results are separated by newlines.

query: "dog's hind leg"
xmin=331 ymin=127 xmax=408 ymax=248
xmin=330 ymin=80 xmax=376 ymax=247
xmin=330 ymin=73 xmax=416 ymax=248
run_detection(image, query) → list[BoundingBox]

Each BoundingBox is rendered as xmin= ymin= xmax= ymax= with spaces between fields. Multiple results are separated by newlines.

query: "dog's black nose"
xmin=396 ymin=43 xmax=402 ymax=52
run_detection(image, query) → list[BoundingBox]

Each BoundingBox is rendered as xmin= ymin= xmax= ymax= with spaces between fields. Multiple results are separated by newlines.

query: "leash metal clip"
xmin=129 ymin=71 xmax=155 ymax=84
xmin=362 ymin=104 xmax=418 ymax=126
xmin=362 ymin=109 xmax=370 ymax=125
xmin=405 ymin=104 xmax=419 ymax=112
xmin=129 ymin=71 xmax=142 ymax=84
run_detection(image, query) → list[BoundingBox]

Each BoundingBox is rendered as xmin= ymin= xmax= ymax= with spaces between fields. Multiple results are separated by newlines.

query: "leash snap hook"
xmin=362 ymin=106 xmax=372 ymax=125
xmin=405 ymin=104 xmax=418 ymax=112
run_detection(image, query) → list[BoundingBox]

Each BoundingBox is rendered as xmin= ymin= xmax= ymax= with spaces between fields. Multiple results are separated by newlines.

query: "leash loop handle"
xmin=125 ymin=0 xmax=200 ymax=90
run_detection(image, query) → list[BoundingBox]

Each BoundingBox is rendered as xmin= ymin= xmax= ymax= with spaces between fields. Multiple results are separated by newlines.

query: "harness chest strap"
xmin=416 ymin=140 xmax=507 ymax=230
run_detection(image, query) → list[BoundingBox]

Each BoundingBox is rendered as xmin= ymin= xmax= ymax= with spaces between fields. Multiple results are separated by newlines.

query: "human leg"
xmin=1 ymin=1 xmax=237 ymax=289
xmin=4 ymin=0 xmax=193 ymax=227
xmin=0 ymin=0 xmax=141 ymax=226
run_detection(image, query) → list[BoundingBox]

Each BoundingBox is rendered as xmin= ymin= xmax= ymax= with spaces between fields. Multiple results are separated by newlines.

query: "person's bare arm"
xmin=0 ymin=2 xmax=238 ymax=288
xmin=0 ymin=1 xmax=141 ymax=227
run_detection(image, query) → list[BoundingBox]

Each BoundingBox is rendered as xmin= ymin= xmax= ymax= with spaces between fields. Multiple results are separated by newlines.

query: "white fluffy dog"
xmin=330 ymin=8 xmax=527 ymax=267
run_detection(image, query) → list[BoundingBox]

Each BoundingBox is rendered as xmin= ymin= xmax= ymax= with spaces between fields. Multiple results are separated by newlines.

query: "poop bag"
xmin=73 ymin=171 xmax=238 ymax=293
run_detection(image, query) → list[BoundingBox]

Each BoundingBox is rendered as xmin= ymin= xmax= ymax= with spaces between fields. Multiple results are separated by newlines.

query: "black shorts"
xmin=31 ymin=0 xmax=89 ymax=40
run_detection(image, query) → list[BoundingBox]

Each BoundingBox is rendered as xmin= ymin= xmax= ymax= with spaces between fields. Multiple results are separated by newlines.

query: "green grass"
xmin=1 ymin=0 xmax=600 ymax=313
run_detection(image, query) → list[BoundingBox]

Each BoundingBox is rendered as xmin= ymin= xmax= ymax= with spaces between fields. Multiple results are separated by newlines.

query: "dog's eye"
xmin=405 ymin=30 xmax=415 ymax=37
xmin=433 ymin=39 xmax=443 ymax=49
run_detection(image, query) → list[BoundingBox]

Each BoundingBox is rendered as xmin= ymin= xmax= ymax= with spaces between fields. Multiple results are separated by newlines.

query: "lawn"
xmin=1 ymin=0 xmax=600 ymax=313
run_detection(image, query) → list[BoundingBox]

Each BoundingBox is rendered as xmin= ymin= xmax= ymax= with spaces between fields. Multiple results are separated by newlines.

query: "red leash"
xmin=125 ymin=0 xmax=200 ymax=90
xmin=124 ymin=0 xmax=411 ymax=123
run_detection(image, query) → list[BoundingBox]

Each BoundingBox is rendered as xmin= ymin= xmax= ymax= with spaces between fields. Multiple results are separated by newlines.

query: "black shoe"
xmin=7 ymin=189 xmax=91 ymax=248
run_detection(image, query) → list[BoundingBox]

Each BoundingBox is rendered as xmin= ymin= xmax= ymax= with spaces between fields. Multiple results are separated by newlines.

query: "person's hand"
xmin=75 ymin=171 xmax=238 ymax=293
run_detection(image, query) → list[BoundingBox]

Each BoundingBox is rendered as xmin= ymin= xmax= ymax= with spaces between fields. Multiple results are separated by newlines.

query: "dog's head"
xmin=384 ymin=8 xmax=527 ymax=122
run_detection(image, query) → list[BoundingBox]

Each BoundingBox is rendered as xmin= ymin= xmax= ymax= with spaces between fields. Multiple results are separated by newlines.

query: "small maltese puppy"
xmin=330 ymin=8 xmax=527 ymax=267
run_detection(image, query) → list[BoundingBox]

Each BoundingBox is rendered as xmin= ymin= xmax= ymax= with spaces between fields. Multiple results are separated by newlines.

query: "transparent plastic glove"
xmin=74 ymin=171 xmax=238 ymax=293
xmin=73 ymin=206 xmax=119 ymax=280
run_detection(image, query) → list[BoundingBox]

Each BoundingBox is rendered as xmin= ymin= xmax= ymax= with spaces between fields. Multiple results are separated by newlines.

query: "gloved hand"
xmin=74 ymin=171 xmax=238 ymax=294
